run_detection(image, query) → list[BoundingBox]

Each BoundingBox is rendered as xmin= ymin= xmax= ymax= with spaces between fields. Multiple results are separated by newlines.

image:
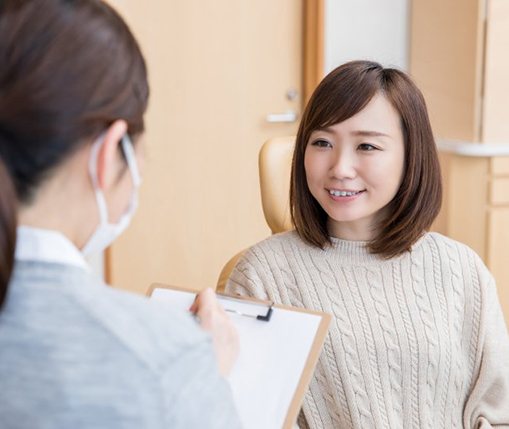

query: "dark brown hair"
xmin=290 ymin=60 xmax=442 ymax=258
xmin=0 ymin=0 xmax=149 ymax=308
xmin=0 ymin=158 xmax=16 ymax=307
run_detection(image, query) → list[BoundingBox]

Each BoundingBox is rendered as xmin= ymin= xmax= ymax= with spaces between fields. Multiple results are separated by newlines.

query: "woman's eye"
xmin=358 ymin=143 xmax=377 ymax=151
xmin=311 ymin=139 xmax=331 ymax=148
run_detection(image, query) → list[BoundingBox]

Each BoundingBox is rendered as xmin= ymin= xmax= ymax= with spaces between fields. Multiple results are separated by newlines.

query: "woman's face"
xmin=304 ymin=93 xmax=405 ymax=241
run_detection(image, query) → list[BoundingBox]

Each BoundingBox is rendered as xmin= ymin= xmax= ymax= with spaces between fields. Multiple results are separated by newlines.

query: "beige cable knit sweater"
xmin=226 ymin=231 xmax=509 ymax=428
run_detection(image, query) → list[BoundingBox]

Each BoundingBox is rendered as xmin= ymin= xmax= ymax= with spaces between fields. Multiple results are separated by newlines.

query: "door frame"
xmin=304 ymin=0 xmax=325 ymax=102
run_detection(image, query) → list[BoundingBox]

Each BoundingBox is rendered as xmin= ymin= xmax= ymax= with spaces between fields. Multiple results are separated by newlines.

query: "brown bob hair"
xmin=290 ymin=60 xmax=442 ymax=258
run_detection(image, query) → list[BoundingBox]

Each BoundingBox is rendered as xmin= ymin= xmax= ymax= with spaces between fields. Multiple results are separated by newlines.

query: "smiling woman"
xmin=225 ymin=61 xmax=509 ymax=428
xmin=292 ymin=61 xmax=441 ymax=257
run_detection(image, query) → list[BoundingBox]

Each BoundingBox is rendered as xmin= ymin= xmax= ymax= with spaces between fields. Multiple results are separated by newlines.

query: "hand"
xmin=190 ymin=288 xmax=239 ymax=377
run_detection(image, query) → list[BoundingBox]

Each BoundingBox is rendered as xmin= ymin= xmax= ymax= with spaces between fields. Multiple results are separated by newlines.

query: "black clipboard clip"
xmin=217 ymin=294 xmax=274 ymax=322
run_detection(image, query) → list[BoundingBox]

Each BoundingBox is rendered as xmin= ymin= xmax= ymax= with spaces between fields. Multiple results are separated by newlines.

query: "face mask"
xmin=81 ymin=134 xmax=141 ymax=256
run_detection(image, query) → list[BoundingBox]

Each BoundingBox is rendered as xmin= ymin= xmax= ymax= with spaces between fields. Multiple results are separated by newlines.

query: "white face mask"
xmin=81 ymin=134 xmax=141 ymax=256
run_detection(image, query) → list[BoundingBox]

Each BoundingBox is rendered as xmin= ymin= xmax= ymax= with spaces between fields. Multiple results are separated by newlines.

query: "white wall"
xmin=324 ymin=0 xmax=410 ymax=73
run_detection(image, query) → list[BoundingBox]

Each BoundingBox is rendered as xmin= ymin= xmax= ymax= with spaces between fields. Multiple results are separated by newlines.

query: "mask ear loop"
xmin=120 ymin=135 xmax=141 ymax=187
xmin=88 ymin=135 xmax=109 ymax=225
xmin=88 ymin=134 xmax=140 ymax=227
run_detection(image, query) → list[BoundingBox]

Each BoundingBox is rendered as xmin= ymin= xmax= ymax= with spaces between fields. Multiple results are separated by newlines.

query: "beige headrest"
xmin=258 ymin=137 xmax=295 ymax=234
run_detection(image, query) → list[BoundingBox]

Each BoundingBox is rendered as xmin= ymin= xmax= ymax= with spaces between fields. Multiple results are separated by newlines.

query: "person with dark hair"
xmin=226 ymin=60 xmax=509 ymax=428
xmin=0 ymin=1 xmax=240 ymax=427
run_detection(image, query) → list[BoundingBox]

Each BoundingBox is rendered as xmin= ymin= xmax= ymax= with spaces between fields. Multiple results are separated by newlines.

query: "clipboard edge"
xmin=282 ymin=310 xmax=331 ymax=428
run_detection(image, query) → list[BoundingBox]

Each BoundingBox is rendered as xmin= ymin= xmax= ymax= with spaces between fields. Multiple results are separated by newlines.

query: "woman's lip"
xmin=327 ymin=189 xmax=363 ymax=192
xmin=326 ymin=188 xmax=366 ymax=194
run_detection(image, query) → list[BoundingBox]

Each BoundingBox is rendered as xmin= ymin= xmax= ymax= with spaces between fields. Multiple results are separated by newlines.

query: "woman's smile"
xmin=326 ymin=188 xmax=366 ymax=202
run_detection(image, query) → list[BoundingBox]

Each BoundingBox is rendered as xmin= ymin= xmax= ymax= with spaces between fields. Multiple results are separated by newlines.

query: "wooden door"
xmin=106 ymin=1 xmax=303 ymax=294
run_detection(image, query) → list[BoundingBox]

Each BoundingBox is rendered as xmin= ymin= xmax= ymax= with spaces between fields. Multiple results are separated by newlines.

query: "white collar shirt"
xmin=15 ymin=226 xmax=89 ymax=271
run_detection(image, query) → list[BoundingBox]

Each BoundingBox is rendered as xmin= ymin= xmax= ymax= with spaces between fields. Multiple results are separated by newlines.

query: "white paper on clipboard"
xmin=150 ymin=286 xmax=330 ymax=429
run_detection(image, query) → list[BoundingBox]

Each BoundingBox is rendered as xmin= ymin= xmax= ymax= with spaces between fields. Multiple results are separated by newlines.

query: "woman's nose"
xmin=330 ymin=151 xmax=356 ymax=180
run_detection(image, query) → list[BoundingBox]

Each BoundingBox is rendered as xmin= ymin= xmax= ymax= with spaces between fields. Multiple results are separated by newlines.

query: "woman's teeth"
xmin=329 ymin=190 xmax=362 ymax=197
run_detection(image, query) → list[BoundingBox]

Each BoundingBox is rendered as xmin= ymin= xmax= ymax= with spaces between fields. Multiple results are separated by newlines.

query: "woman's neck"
xmin=327 ymin=217 xmax=376 ymax=241
xmin=17 ymin=153 xmax=97 ymax=250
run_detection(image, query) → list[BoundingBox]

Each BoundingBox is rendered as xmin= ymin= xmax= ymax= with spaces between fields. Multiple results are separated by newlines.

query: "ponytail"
xmin=0 ymin=158 xmax=17 ymax=310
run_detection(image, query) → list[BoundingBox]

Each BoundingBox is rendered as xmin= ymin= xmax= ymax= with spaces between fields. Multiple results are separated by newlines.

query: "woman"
xmin=0 ymin=1 xmax=240 ymax=428
xmin=226 ymin=60 xmax=509 ymax=428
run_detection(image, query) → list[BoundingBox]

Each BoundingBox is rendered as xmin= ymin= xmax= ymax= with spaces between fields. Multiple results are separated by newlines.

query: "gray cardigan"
xmin=0 ymin=260 xmax=240 ymax=429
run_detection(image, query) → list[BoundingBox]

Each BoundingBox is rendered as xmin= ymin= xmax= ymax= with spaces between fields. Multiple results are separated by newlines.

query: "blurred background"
xmin=106 ymin=0 xmax=509 ymax=326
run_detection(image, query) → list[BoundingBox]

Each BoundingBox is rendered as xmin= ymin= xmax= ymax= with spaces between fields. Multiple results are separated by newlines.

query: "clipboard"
xmin=148 ymin=283 xmax=331 ymax=429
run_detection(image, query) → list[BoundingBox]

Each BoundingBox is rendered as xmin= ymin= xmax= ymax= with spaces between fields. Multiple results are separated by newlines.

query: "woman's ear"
xmin=96 ymin=120 xmax=128 ymax=189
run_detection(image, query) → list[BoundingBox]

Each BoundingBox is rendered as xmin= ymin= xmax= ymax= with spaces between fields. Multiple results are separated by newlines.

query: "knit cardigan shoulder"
xmin=226 ymin=231 xmax=509 ymax=429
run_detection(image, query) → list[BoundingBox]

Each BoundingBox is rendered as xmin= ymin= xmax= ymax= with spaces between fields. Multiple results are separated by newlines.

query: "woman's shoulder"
xmin=10 ymin=260 xmax=216 ymax=376
xmin=420 ymin=231 xmax=481 ymax=256
xmin=419 ymin=232 xmax=491 ymax=279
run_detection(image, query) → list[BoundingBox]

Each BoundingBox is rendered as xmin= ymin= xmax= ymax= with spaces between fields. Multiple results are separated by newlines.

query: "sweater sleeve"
xmin=224 ymin=251 xmax=271 ymax=301
xmin=463 ymin=271 xmax=509 ymax=428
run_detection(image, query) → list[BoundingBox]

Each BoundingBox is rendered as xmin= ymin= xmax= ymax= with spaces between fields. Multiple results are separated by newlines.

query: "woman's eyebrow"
xmin=312 ymin=126 xmax=334 ymax=134
xmin=351 ymin=130 xmax=391 ymax=138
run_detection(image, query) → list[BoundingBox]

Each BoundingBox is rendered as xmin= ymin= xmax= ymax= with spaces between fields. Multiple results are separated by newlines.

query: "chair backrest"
xmin=216 ymin=136 xmax=295 ymax=292
xmin=258 ymin=136 xmax=295 ymax=234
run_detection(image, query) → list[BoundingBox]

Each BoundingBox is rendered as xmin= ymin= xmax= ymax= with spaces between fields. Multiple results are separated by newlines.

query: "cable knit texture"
xmin=226 ymin=231 xmax=509 ymax=428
